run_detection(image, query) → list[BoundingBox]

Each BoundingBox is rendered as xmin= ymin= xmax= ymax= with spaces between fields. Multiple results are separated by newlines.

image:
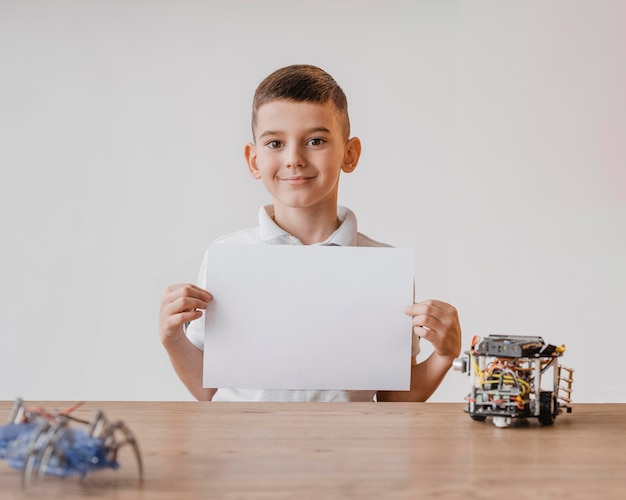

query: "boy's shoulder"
xmin=356 ymin=232 xmax=393 ymax=248
xmin=212 ymin=227 xmax=264 ymax=245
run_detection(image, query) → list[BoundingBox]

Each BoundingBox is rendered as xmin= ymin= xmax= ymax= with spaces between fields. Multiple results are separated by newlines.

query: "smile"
xmin=278 ymin=176 xmax=316 ymax=185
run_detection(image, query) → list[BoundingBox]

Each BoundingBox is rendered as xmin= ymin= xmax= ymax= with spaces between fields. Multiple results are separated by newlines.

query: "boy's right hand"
xmin=159 ymin=284 xmax=213 ymax=343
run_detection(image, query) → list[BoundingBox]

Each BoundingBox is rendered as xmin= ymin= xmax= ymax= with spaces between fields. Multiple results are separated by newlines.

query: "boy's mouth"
xmin=279 ymin=175 xmax=316 ymax=185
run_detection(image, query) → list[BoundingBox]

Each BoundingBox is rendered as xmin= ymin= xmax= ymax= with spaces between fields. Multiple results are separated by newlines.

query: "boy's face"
xmin=245 ymin=99 xmax=360 ymax=214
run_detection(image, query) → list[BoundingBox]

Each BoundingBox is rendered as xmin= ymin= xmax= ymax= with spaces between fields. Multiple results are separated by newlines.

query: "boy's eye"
xmin=266 ymin=140 xmax=282 ymax=149
xmin=307 ymin=138 xmax=325 ymax=147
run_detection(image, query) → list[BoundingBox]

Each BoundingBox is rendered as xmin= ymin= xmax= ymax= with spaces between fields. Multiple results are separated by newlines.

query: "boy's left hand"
xmin=404 ymin=300 xmax=461 ymax=361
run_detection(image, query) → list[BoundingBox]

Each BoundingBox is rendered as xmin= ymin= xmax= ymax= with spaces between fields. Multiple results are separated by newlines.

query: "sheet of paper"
xmin=202 ymin=244 xmax=414 ymax=391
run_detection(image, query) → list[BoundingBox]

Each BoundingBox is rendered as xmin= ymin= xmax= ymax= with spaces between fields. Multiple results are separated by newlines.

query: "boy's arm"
xmin=377 ymin=352 xmax=455 ymax=402
xmin=159 ymin=284 xmax=217 ymax=401
xmin=377 ymin=300 xmax=461 ymax=403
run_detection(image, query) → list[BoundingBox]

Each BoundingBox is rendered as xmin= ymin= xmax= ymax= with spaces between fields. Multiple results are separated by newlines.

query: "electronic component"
xmin=0 ymin=398 xmax=143 ymax=489
xmin=453 ymin=335 xmax=574 ymax=427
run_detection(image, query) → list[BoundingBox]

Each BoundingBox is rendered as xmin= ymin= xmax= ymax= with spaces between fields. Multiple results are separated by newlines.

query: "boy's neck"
xmin=271 ymin=204 xmax=341 ymax=245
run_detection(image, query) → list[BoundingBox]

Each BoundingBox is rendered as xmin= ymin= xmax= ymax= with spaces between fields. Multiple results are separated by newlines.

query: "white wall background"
xmin=1 ymin=0 xmax=624 ymax=402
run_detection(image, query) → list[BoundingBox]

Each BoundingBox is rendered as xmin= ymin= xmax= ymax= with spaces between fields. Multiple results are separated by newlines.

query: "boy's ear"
xmin=244 ymin=142 xmax=261 ymax=179
xmin=342 ymin=137 xmax=361 ymax=173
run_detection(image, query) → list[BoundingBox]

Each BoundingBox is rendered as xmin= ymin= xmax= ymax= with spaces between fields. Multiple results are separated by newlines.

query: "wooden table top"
xmin=1 ymin=401 xmax=625 ymax=498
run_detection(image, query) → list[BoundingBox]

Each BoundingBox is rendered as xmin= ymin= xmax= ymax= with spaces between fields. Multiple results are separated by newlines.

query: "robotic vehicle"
xmin=453 ymin=335 xmax=574 ymax=427
xmin=0 ymin=398 xmax=143 ymax=489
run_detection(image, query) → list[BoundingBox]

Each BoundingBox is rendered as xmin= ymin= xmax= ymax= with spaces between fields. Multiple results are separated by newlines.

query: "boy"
xmin=159 ymin=65 xmax=461 ymax=402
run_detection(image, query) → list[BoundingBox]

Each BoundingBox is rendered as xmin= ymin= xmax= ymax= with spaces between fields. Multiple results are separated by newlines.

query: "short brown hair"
xmin=251 ymin=64 xmax=350 ymax=139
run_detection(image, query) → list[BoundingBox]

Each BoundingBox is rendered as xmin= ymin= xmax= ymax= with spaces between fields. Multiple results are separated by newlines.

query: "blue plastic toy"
xmin=0 ymin=399 xmax=143 ymax=489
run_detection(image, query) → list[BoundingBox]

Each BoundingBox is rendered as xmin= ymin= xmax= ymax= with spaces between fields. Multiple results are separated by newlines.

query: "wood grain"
xmin=1 ymin=402 xmax=624 ymax=498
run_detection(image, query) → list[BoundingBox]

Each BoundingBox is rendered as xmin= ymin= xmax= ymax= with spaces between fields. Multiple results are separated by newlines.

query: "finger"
xmin=161 ymin=297 xmax=210 ymax=321
xmin=410 ymin=313 xmax=447 ymax=333
xmin=164 ymin=283 xmax=211 ymax=296
xmin=161 ymin=310 xmax=204 ymax=334
xmin=174 ymin=309 xmax=204 ymax=323
xmin=170 ymin=296 xmax=211 ymax=314
xmin=406 ymin=300 xmax=457 ymax=319
xmin=407 ymin=304 xmax=457 ymax=332
xmin=179 ymin=284 xmax=213 ymax=302
xmin=164 ymin=284 xmax=213 ymax=304
xmin=413 ymin=325 xmax=435 ymax=341
xmin=418 ymin=299 xmax=457 ymax=314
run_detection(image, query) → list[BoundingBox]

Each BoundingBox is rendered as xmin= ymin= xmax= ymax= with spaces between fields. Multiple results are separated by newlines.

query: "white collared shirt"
xmin=186 ymin=205 xmax=390 ymax=402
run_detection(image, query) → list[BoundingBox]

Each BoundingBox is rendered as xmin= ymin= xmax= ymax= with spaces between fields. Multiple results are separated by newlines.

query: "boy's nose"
xmin=285 ymin=145 xmax=306 ymax=168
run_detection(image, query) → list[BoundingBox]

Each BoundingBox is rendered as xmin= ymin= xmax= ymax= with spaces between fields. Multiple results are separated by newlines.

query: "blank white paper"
xmin=202 ymin=244 xmax=414 ymax=391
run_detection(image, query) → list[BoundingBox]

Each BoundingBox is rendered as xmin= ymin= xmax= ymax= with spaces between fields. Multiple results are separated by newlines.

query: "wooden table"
xmin=1 ymin=401 xmax=625 ymax=498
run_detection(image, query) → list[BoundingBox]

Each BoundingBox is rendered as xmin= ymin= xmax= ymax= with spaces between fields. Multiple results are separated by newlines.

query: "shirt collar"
xmin=258 ymin=205 xmax=358 ymax=246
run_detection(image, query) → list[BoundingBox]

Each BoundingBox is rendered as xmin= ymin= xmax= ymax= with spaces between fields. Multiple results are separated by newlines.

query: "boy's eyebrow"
xmin=257 ymin=126 xmax=332 ymax=139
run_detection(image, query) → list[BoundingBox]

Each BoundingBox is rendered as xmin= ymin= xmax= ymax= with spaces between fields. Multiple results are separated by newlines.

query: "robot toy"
xmin=453 ymin=335 xmax=574 ymax=427
xmin=0 ymin=398 xmax=143 ymax=489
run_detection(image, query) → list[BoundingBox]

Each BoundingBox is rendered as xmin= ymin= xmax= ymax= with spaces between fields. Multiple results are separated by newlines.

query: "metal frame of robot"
xmin=454 ymin=334 xmax=573 ymax=427
xmin=0 ymin=398 xmax=143 ymax=489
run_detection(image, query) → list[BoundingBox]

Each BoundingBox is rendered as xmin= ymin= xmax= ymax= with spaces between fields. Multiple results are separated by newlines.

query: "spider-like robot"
xmin=453 ymin=335 xmax=574 ymax=427
xmin=0 ymin=398 xmax=143 ymax=489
